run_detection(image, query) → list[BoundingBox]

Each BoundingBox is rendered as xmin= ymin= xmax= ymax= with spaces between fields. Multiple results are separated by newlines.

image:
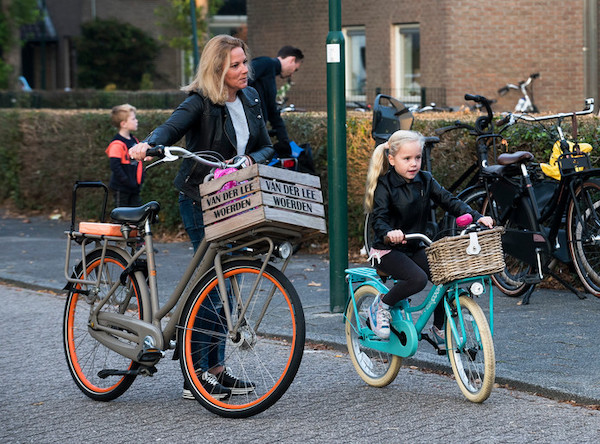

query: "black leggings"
xmin=377 ymin=248 xmax=444 ymax=329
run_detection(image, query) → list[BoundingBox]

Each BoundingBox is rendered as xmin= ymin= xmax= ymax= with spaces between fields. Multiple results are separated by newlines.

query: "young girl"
xmin=364 ymin=130 xmax=494 ymax=344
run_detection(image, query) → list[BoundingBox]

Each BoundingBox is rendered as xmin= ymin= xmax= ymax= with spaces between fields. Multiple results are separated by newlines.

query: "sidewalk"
xmin=2 ymin=209 xmax=600 ymax=405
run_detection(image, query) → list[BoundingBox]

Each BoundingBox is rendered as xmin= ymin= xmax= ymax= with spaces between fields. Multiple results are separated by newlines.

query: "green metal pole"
xmin=326 ymin=0 xmax=348 ymax=312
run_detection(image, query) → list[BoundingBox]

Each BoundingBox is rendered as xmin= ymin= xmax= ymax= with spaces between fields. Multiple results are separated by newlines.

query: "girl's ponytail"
xmin=364 ymin=142 xmax=389 ymax=212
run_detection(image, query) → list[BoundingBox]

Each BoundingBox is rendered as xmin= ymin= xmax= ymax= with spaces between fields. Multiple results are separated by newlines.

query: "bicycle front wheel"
xmin=179 ymin=259 xmax=305 ymax=418
xmin=567 ymin=180 xmax=600 ymax=296
xmin=446 ymin=295 xmax=495 ymax=403
xmin=345 ymin=285 xmax=402 ymax=387
xmin=63 ymin=248 xmax=145 ymax=401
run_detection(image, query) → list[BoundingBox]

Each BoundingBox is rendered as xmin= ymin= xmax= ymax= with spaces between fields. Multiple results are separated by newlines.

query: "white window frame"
xmin=343 ymin=26 xmax=366 ymax=103
xmin=393 ymin=24 xmax=420 ymax=105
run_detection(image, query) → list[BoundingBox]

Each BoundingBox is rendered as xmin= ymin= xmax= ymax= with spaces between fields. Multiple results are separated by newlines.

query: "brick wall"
xmin=248 ymin=0 xmax=593 ymax=112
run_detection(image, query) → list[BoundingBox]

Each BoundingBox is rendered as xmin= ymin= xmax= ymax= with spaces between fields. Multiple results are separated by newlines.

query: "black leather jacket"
xmin=145 ymin=87 xmax=274 ymax=202
xmin=371 ymin=169 xmax=483 ymax=250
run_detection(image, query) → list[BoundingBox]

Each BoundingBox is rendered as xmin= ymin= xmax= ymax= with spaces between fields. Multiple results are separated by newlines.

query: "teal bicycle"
xmin=344 ymin=222 xmax=504 ymax=403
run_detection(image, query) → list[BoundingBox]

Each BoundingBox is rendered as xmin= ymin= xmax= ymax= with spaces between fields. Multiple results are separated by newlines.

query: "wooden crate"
xmin=199 ymin=164 xmax=327 ymax=242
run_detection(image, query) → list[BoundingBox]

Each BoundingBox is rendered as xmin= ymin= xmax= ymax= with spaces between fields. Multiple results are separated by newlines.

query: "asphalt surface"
xmin=2 ymin=208 xmax=600 ymax=409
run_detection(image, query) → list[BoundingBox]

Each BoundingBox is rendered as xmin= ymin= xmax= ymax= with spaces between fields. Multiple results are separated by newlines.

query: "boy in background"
xmin=105 ymin=104 xmax=144 ymax=207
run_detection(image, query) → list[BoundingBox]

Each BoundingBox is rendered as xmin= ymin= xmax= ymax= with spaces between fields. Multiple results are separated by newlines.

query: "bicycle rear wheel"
xmin=345 ymin=285 xmax=402 ymax=387
xmin=446 ymin=295 xmax=495 ymax=403
xmin=179 ymin=259 xmax=305 ymax=418
xmin=63 ymin=248 xmax=145 ymax=401
xmin=478 ymin=194 xmax=535 ymax=297
xmin=567 ymin=180 xmax=600 ymax=296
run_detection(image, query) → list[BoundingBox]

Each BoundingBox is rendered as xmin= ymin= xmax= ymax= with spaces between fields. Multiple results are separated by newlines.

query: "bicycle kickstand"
xmin=544 ymin=268 xmax=587 ymax=300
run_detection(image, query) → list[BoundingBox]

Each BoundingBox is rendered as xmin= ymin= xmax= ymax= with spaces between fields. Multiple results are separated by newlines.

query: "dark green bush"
xmin=1 ymin=109 xmax=599 ymax=246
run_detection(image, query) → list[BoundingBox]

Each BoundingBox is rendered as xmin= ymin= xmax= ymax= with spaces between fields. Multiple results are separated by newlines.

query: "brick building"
xmin=21 ymin=0 xmax=247 ymax=91
xmin=246 ymin=0 xmax=599 ymax=112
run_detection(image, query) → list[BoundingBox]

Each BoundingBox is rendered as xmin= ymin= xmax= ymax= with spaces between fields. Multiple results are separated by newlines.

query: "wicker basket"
xmin=426 ymin=227 xmax=505 ymax=285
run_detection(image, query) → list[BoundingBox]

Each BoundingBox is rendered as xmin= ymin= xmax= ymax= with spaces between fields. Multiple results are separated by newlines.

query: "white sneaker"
xmin=430 ymin=326 xmax=446 ymax=351
xmin=368 ymin=295 xmax=391 ymax=340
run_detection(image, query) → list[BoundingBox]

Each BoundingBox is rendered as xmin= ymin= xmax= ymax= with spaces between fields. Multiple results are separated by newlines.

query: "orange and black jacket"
xmin=105 ymin=133 xmax=143 ymax=193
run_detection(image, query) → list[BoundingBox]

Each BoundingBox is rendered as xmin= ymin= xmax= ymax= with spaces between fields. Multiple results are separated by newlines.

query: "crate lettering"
xmin=260 ymin=178 xmax=322 ymax=202
xmin=272 ymin=195 xmax=313 ymax=213
xmin=211 ymin=197 xmax=253 ymax=219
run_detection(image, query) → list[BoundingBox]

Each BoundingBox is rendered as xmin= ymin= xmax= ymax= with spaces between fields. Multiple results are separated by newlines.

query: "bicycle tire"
xmin=63 ymin=248 xmax=145 ymax=401
xmin=446 ymin=295 xmax=495 ymax=403
xmin=179 ymin=259 xmax=305 ymax=418
xmin=345 ymin=285 xmax=402 ymax=386
xmin=567 ymin=180 xmax=600 ymax=297
xmin=469 ymin=190 xmax=535 ymax=297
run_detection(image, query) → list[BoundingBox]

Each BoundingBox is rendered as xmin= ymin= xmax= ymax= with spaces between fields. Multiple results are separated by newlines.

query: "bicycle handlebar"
xmin=508 ymin=98 xmax=594 ymax=123
xmin=145 ymin=146 xmax=247 ymax=170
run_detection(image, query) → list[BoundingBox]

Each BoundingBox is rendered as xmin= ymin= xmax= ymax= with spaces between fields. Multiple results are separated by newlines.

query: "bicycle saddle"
xmin=496 ymin=151 xmax=534 ymax=166
xmin=110 ymin=201 xmax=161 ymax=224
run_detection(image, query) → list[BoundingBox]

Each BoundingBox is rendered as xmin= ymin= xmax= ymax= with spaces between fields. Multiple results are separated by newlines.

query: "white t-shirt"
xmin=225 ymin=96 xmax=250 ymax=156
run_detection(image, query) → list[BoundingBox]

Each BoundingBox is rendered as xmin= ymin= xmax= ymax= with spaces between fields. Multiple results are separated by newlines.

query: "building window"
xmin=343 ymin=27 xmax=366 ymax=102
xmin=394 ymin=24 xmax=420 ymax=102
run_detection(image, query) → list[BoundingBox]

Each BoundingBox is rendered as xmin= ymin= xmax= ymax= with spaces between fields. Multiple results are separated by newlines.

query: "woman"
xmin=130 ymin=35 xmax=274 ymax=400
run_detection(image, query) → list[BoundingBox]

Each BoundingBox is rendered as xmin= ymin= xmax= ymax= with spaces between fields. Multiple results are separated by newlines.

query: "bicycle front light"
xmin=276 ymin=241 xmax=293 ymax=259
xmin=470 ymin=281 xmax=485 ymax=296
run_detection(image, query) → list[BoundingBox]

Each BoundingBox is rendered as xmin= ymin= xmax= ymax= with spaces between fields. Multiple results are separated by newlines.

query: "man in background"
xmin=249 ymin=46 xmax=304 ymax=156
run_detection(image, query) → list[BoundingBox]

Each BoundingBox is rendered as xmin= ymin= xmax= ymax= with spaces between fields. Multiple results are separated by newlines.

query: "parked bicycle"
xmin=346 ymin=218 xmax=502 ymax=402
xmin=62 ymin=146 xmax=316 ymax=418
xmin=498 ymin=72 xmax=540 ymax=113
xmin=453 ymin=94 xmax=598 ymax=303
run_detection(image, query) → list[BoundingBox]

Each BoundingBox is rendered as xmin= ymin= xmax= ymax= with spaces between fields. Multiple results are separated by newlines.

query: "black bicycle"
xmin=455 ymin=94 xmax=599 ymax=303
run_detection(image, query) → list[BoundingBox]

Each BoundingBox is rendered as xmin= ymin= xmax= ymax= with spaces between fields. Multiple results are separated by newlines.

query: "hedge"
xmin=1 ymin=108 xmax=599 ymax=246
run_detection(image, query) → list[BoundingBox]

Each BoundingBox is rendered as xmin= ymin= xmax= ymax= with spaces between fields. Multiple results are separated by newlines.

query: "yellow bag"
xmin=540 ymin=140 xmax=592 ymax=180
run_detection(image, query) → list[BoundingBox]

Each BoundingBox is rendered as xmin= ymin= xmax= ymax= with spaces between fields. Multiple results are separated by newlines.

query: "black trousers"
xmin=377 ymin=248 xmax=444 ymax=329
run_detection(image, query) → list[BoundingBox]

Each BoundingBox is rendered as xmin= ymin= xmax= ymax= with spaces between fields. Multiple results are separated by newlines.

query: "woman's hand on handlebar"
xmin=477 ymin=216 xmax=494 ymax=229
xmin=386 ymin=229 xmax=406 ymax=245
xmin=129 ymin=142 xmax=153 ymax=161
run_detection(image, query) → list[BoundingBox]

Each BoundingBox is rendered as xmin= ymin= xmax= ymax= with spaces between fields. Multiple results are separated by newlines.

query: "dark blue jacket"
xmin=249 ymin=56 xmax=290 ymax=145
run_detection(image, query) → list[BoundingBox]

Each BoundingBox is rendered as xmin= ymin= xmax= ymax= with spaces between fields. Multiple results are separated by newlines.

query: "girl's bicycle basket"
xmin=426 ymin=227 xmax=505 ymax=285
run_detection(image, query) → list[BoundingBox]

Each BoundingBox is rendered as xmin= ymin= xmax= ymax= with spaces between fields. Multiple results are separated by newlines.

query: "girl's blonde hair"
xmin=181 ymin=34 xmax=252 ymax=105
xmin=364 ymin=130 xmax=425 ymax=212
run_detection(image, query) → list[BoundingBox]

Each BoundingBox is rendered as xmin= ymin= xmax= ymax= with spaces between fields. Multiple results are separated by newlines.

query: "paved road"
xmin=2 ymin=284 xmax=600 ymax=443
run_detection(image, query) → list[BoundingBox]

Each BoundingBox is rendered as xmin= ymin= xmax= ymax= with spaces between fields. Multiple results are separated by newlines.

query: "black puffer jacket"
xmin=371 ymin=169 xmax=483 ymax=251
xmin=145 ymin=87 xmax=274 ymax=202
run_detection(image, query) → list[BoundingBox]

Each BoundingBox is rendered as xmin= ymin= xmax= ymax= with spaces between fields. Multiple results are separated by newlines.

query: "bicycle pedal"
xmin=137 ymin=347 xmax=165 ymax=363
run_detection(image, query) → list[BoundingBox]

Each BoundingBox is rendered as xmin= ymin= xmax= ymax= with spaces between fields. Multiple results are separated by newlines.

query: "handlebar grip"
xmin=464 ymin=93 xmax=482 ymax=103
xmin=146 ymin=145 xmax=165 ymax=158
xmin=496 ymin=114 xmax=511 ymax=126
xmin=497 ymin=86 xmax=509 ymax=95
xmin=531 ymin=72 xmax=540 ymax=79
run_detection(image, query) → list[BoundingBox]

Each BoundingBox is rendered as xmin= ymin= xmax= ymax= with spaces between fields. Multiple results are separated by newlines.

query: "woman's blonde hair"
xmin=364 ymin=130 xmax=425 ymax=212
xmin=181 ymin=34 xmax=251 ymax=105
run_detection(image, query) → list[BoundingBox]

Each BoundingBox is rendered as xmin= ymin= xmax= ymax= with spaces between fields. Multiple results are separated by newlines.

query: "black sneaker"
xmin=216 ymin=368 xmax=256 ymax=395
xmin=194 ymin=371 xmax=232 ymax=400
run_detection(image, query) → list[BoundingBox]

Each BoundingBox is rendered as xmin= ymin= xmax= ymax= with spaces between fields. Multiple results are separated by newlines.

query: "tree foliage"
xmin=76 ymin=18 xmax=158 ymax=90
xmin=0 ymin=0 xmax=40 ymax=89
xmin=154 ymin=0 xmax=224 ymax=79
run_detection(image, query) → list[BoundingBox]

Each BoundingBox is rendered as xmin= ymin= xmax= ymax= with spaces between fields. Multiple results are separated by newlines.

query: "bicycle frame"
xmin=67 ymin=227 xmax=296 ymax=360
xmin=344 ymin=267 xmax=494 ymax=358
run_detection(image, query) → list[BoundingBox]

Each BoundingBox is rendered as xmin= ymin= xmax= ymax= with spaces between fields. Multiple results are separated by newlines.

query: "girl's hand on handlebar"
xmin=129 ymin=142 xmax=153 ymax=161
xmin=477 ymin=216 xmax=494 ymax=229
xmin=386 ymin=229 xmax=406 ymax=244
